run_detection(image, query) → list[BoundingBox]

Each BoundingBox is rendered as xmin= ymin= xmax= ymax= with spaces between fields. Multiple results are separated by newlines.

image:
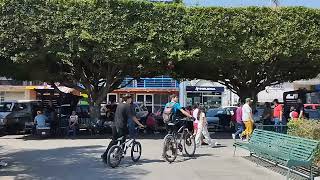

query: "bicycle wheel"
xmin=131 ymin=141 xmax=142 ymax=162
xmin=184 ymin=131 xmax=196 ymax=157
xmin=107 ymin=145 xmax=122 ymax=168
xmin=163 ymin=135 xmax=177 ymax=163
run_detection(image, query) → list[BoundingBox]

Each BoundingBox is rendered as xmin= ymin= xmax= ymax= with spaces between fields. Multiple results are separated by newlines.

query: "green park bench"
xmin=233 ymin=129 xmax=320 ymax=180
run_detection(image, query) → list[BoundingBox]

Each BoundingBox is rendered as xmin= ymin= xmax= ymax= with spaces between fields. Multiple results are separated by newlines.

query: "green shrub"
xmin=288 ymin=119 xmax=320 ymax=167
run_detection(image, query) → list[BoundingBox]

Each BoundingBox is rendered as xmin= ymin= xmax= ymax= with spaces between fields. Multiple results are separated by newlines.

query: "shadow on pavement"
xmin=243 ymin=156 xmax=319 ymax=180
xmin=119 ymin=158 xmax=164 ymax=168
xmin=0 ymin=145 xmax=150 ymax=180
xmin=173 ymin=153 xmax=217 ymax=163
xmin=17 ymin=133 xmax=166 ymax=141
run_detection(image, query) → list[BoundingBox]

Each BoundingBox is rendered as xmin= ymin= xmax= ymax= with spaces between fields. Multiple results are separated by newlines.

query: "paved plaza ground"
xmin=0 ymin=133 xmax=314 ymax=180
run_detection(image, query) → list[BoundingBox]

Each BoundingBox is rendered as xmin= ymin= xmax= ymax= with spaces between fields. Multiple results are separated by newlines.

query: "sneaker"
xmin=0 ymin=161 xmax=8 ymax=167
xmin=232 ymin=134 xmax=236 ymax=140
xmin=101 ymin=154 xmax=107 ymax=164
xmin=239 ymin=134 xmax=243 ymax=140
xmin=215 ymin=142 xmax=220 ymax=146
xmin=201 ymin=142 xmax=209 ymax=145
xmin=242 ymin=139 xmax=248 ymax=142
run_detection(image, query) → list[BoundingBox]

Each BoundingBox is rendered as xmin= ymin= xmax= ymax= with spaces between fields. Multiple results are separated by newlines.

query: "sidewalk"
xmin=0 ymin=135 xmax=286 ymax=180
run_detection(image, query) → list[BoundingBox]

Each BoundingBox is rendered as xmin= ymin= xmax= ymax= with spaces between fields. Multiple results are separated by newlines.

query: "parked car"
xmin=304 ymin=104 xmax=320 ymax=110
xmin=0 ymin=100 xmax=42 ymax=134
xmin=304 ymin=109 xmax=320 ymax=120
xmin=253 ymin=108 xmax=264 ymax=123
xmin=206 ymin=108 xmax=232 ymax=131
xmin=222 ymin=106 xmax=237 ymax=116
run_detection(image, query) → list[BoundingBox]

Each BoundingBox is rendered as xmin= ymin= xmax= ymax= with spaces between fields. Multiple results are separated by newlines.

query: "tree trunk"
xmin=87 ymin=90 xmax=102 ymax=123
xmin=89 ymin=103 xmax=101 ymax=123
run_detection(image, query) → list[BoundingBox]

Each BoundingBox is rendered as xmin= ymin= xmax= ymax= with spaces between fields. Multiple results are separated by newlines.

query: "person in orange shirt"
xmin=273 ymin=99 xmax=283 ymax=133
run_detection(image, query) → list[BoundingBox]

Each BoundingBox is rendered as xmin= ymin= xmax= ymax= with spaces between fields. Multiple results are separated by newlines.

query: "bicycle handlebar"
xmin=175 ymin=117 xmax=195 ymax=122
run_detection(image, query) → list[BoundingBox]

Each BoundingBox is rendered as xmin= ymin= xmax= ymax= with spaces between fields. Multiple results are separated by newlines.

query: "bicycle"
xmin=162 ymin=117 xmax=196 ymax=163
xmin=107 ymin=127 xmax=143 ymax=168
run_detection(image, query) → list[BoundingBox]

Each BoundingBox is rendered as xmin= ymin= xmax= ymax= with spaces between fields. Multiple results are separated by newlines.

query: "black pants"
xmin=102 ymin=126 xmax=127 ymax=158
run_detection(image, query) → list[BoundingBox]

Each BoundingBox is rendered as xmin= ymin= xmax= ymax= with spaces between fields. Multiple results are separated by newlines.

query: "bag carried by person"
xmin=163 ymin=102 xmax=175 ymax=123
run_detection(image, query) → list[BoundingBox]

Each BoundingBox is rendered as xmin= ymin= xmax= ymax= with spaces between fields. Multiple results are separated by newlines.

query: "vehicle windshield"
xmin=0 ymin=102 xmax=13 ymax=112
xmin=254 ymin=108 xmax=264 ymax=117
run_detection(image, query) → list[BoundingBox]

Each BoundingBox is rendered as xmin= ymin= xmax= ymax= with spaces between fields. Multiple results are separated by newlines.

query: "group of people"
xmin=33 ymin=109 xmax=79 ymax=137
xmin=162 ymin=94 xmax=219 ymax=147
xmin=232 ymin=98 xmax=305 ymax=141
xmin=232 ymin=98 xmax=255 ymax=141
xmin=101 ymin=94 xmax=221 ymax=163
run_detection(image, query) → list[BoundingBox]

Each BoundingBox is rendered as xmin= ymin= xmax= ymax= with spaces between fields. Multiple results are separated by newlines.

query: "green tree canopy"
xmin=175 ymin=7 xmax=320 ymax=101
xmin=0 ymin=0 xmax=189 ymax=118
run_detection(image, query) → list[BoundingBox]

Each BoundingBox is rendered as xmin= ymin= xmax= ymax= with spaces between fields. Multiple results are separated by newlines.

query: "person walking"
xmin=232 ymin=102 xmax=243 ymax=140
xmin=273 ymin=99 xmax=283 ymax=133
xmin=192 ymin=104 xmax=199 ymax=136
xmin=195 ymin=106 xmax=219 ymax=147
xmin=241 ymin=98 xmax=254 ymax=141
xmin=262 ymin=102 xmax=273 ymax=132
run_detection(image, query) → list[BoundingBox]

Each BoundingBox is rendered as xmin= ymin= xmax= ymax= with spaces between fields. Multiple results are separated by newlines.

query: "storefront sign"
xmin=186 ymin=86 xmax=224 ymax=92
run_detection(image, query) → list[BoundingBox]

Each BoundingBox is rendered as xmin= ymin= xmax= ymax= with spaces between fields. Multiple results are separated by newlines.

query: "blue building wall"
xmin=121 ymin=76 xmax=179 ymax=89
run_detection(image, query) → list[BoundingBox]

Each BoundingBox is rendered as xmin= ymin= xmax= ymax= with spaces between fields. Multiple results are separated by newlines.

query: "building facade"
xmin=179 ymin=80 xmax=237 ymax=108
xmin=109 ymin=76 xmax=179 ymax=113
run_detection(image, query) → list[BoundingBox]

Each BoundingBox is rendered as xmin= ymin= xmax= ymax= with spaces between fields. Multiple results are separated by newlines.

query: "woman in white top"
xmin=68 ymin=111 xmax=78 ymax=137
xmin=192 ymin=104 xmax=199 ymax=136
xmin=195 ymin=106 xmax=219 ymax=147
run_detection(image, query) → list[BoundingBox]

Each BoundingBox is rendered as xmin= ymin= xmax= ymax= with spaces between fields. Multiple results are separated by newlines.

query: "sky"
xmin=183 ymin=0 xmax=320 ymax=8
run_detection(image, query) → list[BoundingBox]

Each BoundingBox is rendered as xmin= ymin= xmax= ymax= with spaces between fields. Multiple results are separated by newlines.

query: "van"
xmin=0 ymin=100 xmax=41 ymax=134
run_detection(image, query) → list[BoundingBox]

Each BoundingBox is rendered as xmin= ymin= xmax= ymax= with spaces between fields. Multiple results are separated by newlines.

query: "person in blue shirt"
xmin=165 ymin=94 xmax=193 ymax=121
xmin=34 ymin=110 xmax=48 ymax=128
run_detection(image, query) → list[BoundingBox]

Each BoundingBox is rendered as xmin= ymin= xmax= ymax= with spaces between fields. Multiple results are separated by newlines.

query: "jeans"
xmin=234 ymin=122 xmax=244 ymax=137
xmin=274 ymin=118 xmax=282 ymax=133
xmin=68 ymin=126 xmax=76 ymax=137
xmin=128 ymin=118 xmax=137 ymax=138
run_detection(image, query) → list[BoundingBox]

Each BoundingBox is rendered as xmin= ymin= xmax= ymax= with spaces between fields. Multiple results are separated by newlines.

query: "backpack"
xmin=162 ymin=102 xmax=176 ymax=123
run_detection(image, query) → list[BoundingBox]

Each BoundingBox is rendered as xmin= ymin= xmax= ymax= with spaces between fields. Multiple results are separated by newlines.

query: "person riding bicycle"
xmin=101 ymin=94 xmax=144 ymax=162
xmin=164 ymin=94 xmax=193 ymax=123
xmin=162 ymin=94 xmax=193 ymax=159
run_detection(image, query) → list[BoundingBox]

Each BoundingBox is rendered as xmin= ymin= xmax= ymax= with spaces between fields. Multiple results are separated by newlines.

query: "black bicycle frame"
xmin=171 ymin=120 xmax=191 ymax=146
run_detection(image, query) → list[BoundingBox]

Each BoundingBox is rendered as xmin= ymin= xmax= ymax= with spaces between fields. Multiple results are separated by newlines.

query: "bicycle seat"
xmin=116 ymin=136 xmax=125 ymax=141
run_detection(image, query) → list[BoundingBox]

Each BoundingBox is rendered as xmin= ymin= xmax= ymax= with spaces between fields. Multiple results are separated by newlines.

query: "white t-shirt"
xmin=242 ymin=104 xmax=252 ymax=122
xmin=70 ymin=115 xmax=78 ymax=123
xmin=192 ymin=108 xmax=199 ymax=123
